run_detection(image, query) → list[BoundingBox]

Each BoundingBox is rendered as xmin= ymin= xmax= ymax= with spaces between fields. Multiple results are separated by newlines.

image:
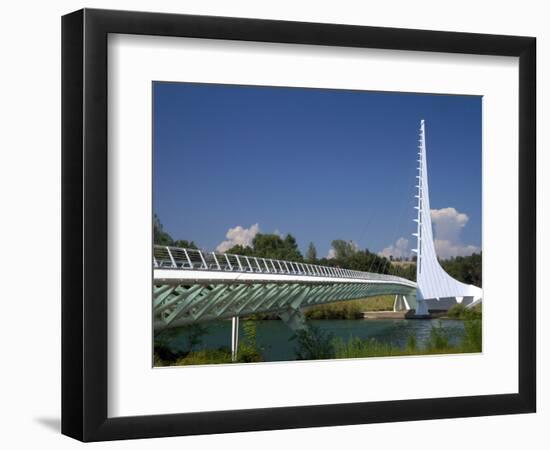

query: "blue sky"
xmin=153 ymin=82 xmax=481 ymax=259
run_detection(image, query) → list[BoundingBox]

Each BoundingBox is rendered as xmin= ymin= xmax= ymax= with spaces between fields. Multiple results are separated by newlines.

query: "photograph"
xmin=152 ymin=82 xmax=483 ymax=367
xmin=0 ymin=1 xmax=541 ymax=446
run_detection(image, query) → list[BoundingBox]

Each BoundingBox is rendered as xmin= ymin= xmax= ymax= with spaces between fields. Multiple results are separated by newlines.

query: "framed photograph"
xmin=62 ymin=8 xmax=536 ymax=441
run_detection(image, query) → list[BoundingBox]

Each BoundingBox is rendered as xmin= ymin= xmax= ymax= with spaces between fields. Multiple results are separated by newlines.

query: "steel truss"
xmin=154 ymin=279 xmax=415 ymax=330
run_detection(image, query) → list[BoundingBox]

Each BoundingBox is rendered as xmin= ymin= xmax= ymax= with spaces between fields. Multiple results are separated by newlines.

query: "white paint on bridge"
xmin=153 ymin=246 xmax=417 ymax=333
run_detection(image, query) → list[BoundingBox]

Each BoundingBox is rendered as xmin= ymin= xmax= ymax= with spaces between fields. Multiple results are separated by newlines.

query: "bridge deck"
xmin=153 ymin=246 xmax=416 ymax=330
xmin=154 ymin=245 xmax=415 ymax=286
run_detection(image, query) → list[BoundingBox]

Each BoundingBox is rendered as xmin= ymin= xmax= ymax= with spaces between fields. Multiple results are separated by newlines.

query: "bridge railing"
xmin=153 ymin=245 xmax=413 ymax=284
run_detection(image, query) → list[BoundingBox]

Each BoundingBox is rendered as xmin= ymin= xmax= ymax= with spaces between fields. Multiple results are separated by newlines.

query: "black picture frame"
xmin=62 ymin=8 xmax=536 ymax=442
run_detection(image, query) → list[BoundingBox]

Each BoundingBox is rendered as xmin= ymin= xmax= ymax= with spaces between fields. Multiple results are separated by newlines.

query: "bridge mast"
xmin=413 ymin=120 xmax=482 ymax=315
xmin=413 ymin=120 xmax=429 ymax=315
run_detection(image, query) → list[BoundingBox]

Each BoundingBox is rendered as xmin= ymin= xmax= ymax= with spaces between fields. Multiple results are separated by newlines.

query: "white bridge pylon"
xmin=153 ymin=246 xmax=416 ymax=331
xmin=412 ymin=120 xmax=483 ymax=315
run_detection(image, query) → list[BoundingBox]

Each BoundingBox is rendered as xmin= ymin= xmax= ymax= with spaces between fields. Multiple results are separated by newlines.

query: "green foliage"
xmin=305 ymin=301 xmax=363 ymax=320
xmin=153 ymin=343 xmax=184 ymax=364
xmin=358 ymin=296 xmax=396 ymax=311
xmin=153 ymin=328 xmax=188 ymax=363
xmin=427 ymin=324 xmax=450 ymax=350
xmin=446 ymin=303 xmax=482 ymax=321
xmin=174 ymin=349 xmax=233 ymax=366
xmin=387 ymin=253 xmax=482 ymax=284
xmin=330 ymin=240 xmax=358 ymax=260
xmin=304 ymin=296 xmax=396 ymax=319
xmin=237 ymin=320 xmax=263 ymax=363
xmin=173 ymin=239 xmax=198 ymax=249
xmin=407 ymin=333 xmax=417 ymax=351
xmin=155 ymin=311 xmax=483 ymax=366
xmin=153 ymin=324 xmax=209 ymax=365
xmin=153 ymin=213 xmax=174 ymax=245
xmin=462 ymin=316 xmax=482 ymax=352
xmin=255 ymin=233 xmax=303 ymax=261
xmin=153 ymin=352 xmax=167 ymax=367
xmin=227 ymin=233 xmax=303 ymax=261
xmin=292 ymin=325 xmax=335 ymax=360
xmin=224 ymin=244 xmax=256 ymax=256
xmin=446 ymin=303 xmax=467 ymax=319
xmin=306 ymin=242 xmax=317 ymax=262
xmin=153 ymin=340 xmax=187 ymax=364
xmin=333 ymin=337 xmax=396 ymax=358
xmin=153 ymin=214 xmax=198 ymax=248
xmin=440 ymin=253 xmax=482 ymax=287
xmin=333 ymin=314 xmax=482 ymax=360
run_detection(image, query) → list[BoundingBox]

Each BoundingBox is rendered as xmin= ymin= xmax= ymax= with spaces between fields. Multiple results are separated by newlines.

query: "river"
xmin=161 ymin=318 xmax=466 ymax=362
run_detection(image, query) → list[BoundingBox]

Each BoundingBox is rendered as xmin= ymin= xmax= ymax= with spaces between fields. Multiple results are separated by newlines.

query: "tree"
xmin=254 ymin=233 xmax=304 ymax=261
xmin=153 ymin=214 xmax=174 ymax=245
xmin=153 ymin=214 xmax=199 ymax=249
xmin=441 ymin=252 xmax=482 ymax=287
xmin=225 ymin=244 xmax=256 ymax=256
xmin=330 ymin=240 xmax=357 ymax=260
xmin=173 ymin=239 xmax=198 ymax=249
xmin=306 ymin=242 xmax=317 ymax=262
xmin=223 ymin=233 xmax=303 ymax=261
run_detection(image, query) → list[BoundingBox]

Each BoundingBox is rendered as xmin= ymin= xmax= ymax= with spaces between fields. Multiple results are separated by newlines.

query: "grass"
xmin=173 ymin=349 xmax=233 ymax=366
xmin=332 ymin=336 xmax=475 ymax=359
xmin=445 ymin=303 xmax=482 ymax=320
xmin=304 ymin=295 xmax=395 ymax=319
xmin=331 ymin=317 xmax=482 ymax=359
xmin=155 ymin=345 xmax=263 ymax=367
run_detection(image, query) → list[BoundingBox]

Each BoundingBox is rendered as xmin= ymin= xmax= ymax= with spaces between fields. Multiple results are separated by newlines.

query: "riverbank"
xmin=304 ymin=295 xmax=395 ymax=320
xmin=154 ymin=313 xmax=481 ymax=366
xmin=441 ymin=303 xmax=482 ymax=320
xmin=361 ymin=311 xmax=407 ymax=319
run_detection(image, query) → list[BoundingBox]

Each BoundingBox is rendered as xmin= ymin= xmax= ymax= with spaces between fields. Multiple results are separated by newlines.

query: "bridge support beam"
xmin=415 ymin=299 xmax=430 ymax=316
xmin=231 ymin=316 xmax=239 ymax=362
xmin=393 ymin=295 xmax=411 ymax=312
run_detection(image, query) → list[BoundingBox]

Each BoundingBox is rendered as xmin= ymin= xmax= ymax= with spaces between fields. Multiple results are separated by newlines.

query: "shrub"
xmin=427 ymin=324 xmax=450 ymax=350
xmin=237 ymin=320 xmax=263 ymax=363
xmin=462 ymin=318 xmax=482 ymax=352
xmin=304 ymin=296 xmax=395 ymax=319
xmin=333 ymin=337 xmax=395 ymax=358
xmin=292 ymin=325 xmax=335 ymax=360
xmin=447 ymin=303 xmax=467 ymax=319
xmin=175 ymin=348 xmax=233 ymax=365
xmin=446 ymin=303 xmax=482 ymax=320
xmin=407 ymin=333 xmax=417 ymax=351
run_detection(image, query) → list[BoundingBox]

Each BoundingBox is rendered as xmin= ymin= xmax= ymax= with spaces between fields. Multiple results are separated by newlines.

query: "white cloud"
xmin=377 ymin=207 xmax=480 ymax=260
xmin=216 ymin=223 xmax=260 ymax=253
xmin=430 ymin=207 xmax=480 ymax=259
xmin=430 ymin=207 xmax=469 ymax=242
xmin=327 ymin=248 xmax=337 ymax=259
xmin=379 ymin=237 xmax=411 ymax=259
